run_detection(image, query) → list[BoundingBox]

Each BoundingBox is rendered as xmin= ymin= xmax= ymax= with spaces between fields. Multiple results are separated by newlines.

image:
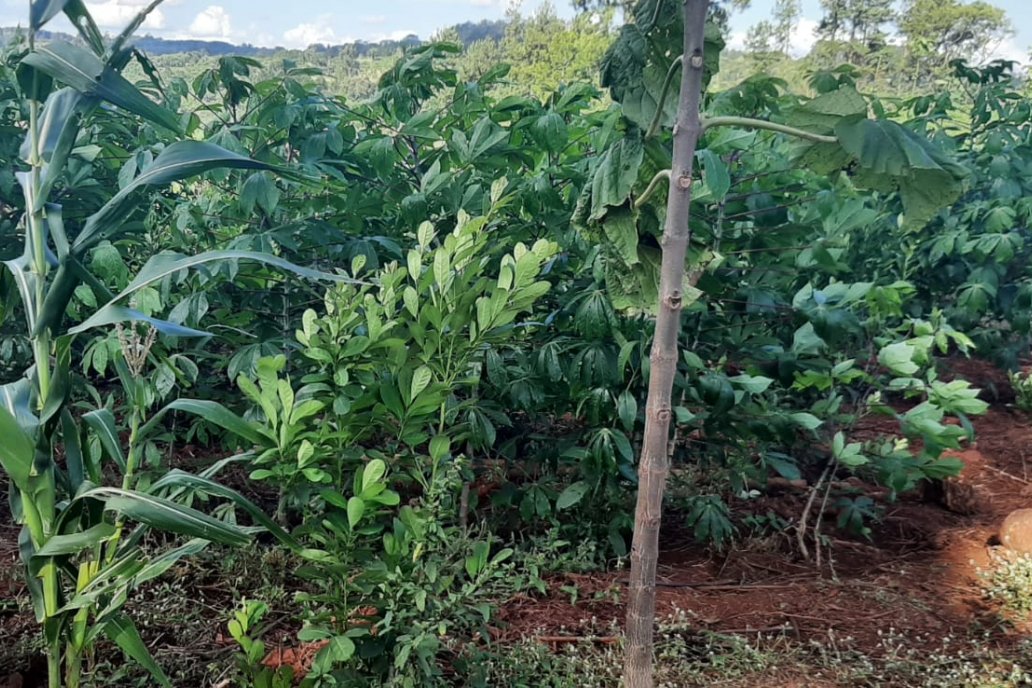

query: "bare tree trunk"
xmin=623 ymin=1 xmax=710 ymax=686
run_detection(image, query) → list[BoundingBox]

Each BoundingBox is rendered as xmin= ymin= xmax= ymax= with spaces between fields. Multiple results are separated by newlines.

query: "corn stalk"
xmin=0 ymin=3 xmax=326 ymax=685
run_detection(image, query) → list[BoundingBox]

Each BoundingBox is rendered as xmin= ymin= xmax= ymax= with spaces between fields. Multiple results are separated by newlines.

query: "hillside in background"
xmin=0 ymin=19 xmax=507 ymax=56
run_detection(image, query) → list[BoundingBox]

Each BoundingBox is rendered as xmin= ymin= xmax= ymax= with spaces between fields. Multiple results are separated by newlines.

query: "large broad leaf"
xmin=589 ymin=133 xmax=644 ymax=221
xmin=835 ymin=118 xmax=967 ymax=229
xmin=82 ymin=486 xmax=252 ymax=546
xmin=72 ymin=143 xmax=282 ymax=252
xmin=22 ymin=42 xmax=179 ymax=133
xmin=0 ymin=404 xmax=35 ymax=493
xmin=70 ymin=250 xmax=349 ymax=334
xmin=103 ymin=615 xmax=172 ymax=688
xmin=602 ymin=207 xmax=640 ymax=266
xmin=601 ymin=0 xmax=724 ymax=131
xmin=149 ymin=470 xmax=300 ymax=549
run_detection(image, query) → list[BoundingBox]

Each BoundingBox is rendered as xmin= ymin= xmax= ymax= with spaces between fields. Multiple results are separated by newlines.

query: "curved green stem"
xmin=701 ymin=116 xmax=839 ymax=144
xmin=634 ymin=169 xmax=671 ymax=209
xmin=646 ymin=56 xmax=683 ymax=139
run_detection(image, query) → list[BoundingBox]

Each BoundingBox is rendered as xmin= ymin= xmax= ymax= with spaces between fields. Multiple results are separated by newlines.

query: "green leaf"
xmin=72 ymin=143 xmax=289 ymax=252
xmin=71 ymin=305 xmax=211 ymax=338
xmin=346 ymin=496 xmax=364 ymax=529
xmin=0 ymin=404 xmax=35 ymax=493
xmin=602 ymin=207 xmax=640 ymax=266
xmin=22 ymin=42 xmax=179 ymax=133
xmin=589 ymin=133 xmax=644 ymax=221
xmin=35 ymin=523 xmax=115 ymax=557
xmin=240 ymin=172 xmax=280 ymax=215
xmin=82 ymin=408 xmax=127 ymax=471
xmin=834 ymin=118 xmax=966 ymax=229
xmin=61 ymin=1 xmax=105 ymax=54
xmin=557 ymin=481 xmax=589 ymax=510
xmin=698 ymin=149 xmax=730 ymax=201
xmin=878 ymin=342 xmax=920 ymax=376
xmin=409 ymin=365 xmax=432 ymax=404
xmin=83 ymin=486 xmax=251 ymax=546
xmin=149 ymin=470 xmax=300 ymax=549
xmin=429 ymin=435 xmax=450 ymax=462
xmin=134 ymin=539 xmax=209 ymax=585
xmin=531 ymin=111 xmax=568 ymax=153
xmin=154 ymin=399 xmax=272 ymax=448
xmin=730 ymin=374 xmax=773 ymax=394
xmin=601 ymin=7 xmax=724 ymax=131
xmin=312 ymin=636 xmax=355 ymax=674
xmin=788 ymin=412 xmax=822 ymax=431
xmin=361 ymin=459 xmax=387 ymax=493
xmin=70 ymin=250 xmax=349 ymax=334
xmin=617 ymin=391 xmax=638 ymax=432
xmin=103 ymin=614 xmax=172 ymax=688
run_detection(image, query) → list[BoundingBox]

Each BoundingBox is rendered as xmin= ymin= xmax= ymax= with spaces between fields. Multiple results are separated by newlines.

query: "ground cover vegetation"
xmin=2 ymin=0 xmax=1032 ymax=686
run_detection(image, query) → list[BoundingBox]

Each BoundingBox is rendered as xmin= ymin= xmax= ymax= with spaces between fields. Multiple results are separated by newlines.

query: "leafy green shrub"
xmin=1009 ymin=370 xmax=1032 ymax=413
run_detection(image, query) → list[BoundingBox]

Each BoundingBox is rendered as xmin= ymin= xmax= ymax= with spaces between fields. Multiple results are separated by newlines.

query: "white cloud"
xmin=188 ymin=5 xmax=232 ymax=40
xmin=283 ymin=17 xmax=338 ymax=48
xmin=373 ymin=29 xmax=418 ymax=41
xmin=789 ymin=17 xmax=818 ymax=58
xmin=985 ymin=36 xmax=1028 ymax=65
xmin=726 ymin=17 xmax=819 ymax=58
xmin=84 ymin=0 xmax=165 ymax=29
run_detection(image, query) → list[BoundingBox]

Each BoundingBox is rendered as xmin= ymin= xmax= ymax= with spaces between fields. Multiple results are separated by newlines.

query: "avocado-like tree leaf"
xmin=835 ymin=118 xmax=968 ymax=228
xmin=589 ymin=133 xmax=644 ymax=221
xmin=602 ymin=0 xmax=724 ymax=131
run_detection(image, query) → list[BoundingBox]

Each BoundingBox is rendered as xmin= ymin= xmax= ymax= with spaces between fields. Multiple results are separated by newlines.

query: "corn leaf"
xmin=103 ymin=614 xmax=172 ymax=688
xmin=22 ymin=42 xmax=180 ymax=133
xmin=83 ymin=486 xmax=252 ymax=547
xmin=72 ymin=143 xmax=285 ymax=252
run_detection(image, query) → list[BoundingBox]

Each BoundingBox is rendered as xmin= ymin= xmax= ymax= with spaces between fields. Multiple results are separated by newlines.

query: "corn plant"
xmin=0 ymin=3 xmax=339 ymax=686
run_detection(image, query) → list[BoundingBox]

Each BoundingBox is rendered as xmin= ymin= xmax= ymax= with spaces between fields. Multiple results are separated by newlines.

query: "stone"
xmin=999 ymin=508 xmax=1032 ymax=554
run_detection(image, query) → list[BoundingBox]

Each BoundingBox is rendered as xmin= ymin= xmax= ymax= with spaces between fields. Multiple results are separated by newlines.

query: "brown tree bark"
xmin=623 ymin=1 xmax=710 ymax=686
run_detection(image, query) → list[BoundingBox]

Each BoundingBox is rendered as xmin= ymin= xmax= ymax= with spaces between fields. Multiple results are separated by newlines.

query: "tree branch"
xmin=633 ymin=169 xmax=671 ymax=209
xmin=646 ymin=56 xmax=683 ymax=139
xmin=702 ymin=116 xmax=839 ymax=144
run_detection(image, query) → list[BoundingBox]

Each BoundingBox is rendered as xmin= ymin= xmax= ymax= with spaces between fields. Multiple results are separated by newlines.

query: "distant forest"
xmin=0 ymin=19 xmax=507 ymax=56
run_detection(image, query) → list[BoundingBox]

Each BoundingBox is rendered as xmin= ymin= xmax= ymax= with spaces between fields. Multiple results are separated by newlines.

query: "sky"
xmin=0 ymin=0 xmax=1028 ymax=60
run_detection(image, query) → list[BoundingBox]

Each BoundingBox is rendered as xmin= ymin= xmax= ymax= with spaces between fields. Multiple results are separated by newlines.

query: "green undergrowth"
xmin=470 ymin=616 xmax=1032 ymax=688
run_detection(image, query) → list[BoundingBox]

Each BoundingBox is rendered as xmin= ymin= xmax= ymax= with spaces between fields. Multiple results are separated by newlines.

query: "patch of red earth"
xmin=498 ymin=359 xmax=1032 ymax=661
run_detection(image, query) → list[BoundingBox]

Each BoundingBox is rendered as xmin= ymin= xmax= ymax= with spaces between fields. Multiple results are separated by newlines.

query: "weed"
xmin=980 ymin=549 xmax=1032 ymax=618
